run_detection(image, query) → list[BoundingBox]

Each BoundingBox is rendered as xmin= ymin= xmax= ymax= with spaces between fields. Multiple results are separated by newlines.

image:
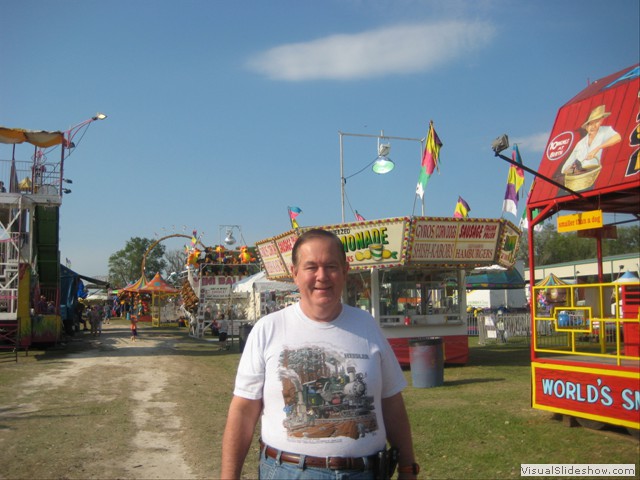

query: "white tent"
xmin=233 ymin=271 xmax=298 ymax=320
xmin=233 ymin=271 xmax=296 ymax=293
xmin=84 ymin=291 xmax=110 ymax=305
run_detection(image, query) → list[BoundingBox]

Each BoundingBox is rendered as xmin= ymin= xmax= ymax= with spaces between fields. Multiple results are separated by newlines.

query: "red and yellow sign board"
xmin=255 ymin=239 xmax=289 ymax=278
xmin=257 ymin=216 xmax=521 ymax=278
xmin=557 ymin=209 xmax=603 ymax=232
xmin=409 ymin=218 xmax=502 ymax=266
xmin=324 ymin=218 xmax=410 ymax=270
xmin=532 ymin=362 xmax=640 ymax=429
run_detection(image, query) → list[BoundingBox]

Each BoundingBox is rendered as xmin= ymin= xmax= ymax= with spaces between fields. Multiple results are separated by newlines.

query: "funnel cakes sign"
xmin=257 ymin=217 xmax=521 ymax=279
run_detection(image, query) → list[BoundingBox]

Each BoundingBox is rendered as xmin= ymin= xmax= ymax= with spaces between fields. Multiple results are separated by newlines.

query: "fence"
xmin=0 ymin=156 xmax=63 ymax=195
xmin=473 ymin=312 xmax=532 ymax=345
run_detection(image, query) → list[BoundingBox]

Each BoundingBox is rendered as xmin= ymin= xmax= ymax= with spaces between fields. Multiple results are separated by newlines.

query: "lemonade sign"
xmin=324 ymin=218 xmax=410 ymax=270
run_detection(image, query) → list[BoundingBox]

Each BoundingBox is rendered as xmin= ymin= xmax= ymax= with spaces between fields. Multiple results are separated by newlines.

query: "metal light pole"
xmin=60 ymin=113 xmax=107 ymax=193
xmin=338 ymin=130 xmax=424 ymax=223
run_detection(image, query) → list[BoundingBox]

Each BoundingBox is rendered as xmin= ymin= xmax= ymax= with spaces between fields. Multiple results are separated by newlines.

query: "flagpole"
xmin=420 ymin=137 xmax=425 ymax=215
xmin=411 ymin=139 xmax=426 ymax=215
xmin=339 ymin=133 xmax=345 ymax=223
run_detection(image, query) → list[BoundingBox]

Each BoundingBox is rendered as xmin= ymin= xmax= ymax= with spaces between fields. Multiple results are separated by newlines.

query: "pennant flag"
xmin=520 ymin=208 xmax=543 ymax=232
xmin=65 ymin=257 xmax=72 ymax=268
xmin=416 ymin=121 xmax=443 ymax=199
xmin=354 ymin=211 xmax=366 ymax=222
xmin=511 ymin=145 xmax=525 ymax=191
xmin=502 ymin=145 xmax=526 ymax=217
xmin=288 ymin=206 xmax=302 ymax=229
xmin=453 ymin=196 xmax=470 ymax=218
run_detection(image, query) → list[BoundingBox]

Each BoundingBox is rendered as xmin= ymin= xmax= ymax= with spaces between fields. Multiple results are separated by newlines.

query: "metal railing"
xmin=0 ymin=156 xmax=62 ymax=196
xmin=531 ymin=281 xmax=639 ymax=366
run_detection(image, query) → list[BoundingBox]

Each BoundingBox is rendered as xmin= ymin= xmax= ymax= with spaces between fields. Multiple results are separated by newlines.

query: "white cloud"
xmin=246 ymin=20 xmax=496 ymax=81
xmin=511 ymin=132 xmax=551 ymax=153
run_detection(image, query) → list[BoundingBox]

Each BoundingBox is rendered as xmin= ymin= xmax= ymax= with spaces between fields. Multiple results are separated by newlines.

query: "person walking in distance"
xmin=130 ymin=316 xmax=138 ymax=342
xmin=217 ymin=314 xmax=229 ymax=350
xmin=221 ymin=229 xmax=419 ymax=479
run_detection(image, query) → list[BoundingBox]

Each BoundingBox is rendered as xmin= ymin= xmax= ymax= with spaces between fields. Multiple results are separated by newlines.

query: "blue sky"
xmin=1 ymin=0 xmax=638 ymax=278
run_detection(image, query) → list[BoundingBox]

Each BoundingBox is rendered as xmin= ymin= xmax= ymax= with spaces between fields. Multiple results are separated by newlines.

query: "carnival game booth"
xmin=524 ymin=64 xmax=639 ymax=435
xmin=256 ymin=216 xmax=521 ymax=366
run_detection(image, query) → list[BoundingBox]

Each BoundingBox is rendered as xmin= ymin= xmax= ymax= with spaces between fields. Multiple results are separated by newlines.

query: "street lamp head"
xmin=93 ymin=113 xmax=107 ymax=121
xmin=224 ymin=228 xmax=237 ymax=246
xmin=491 ymin=134 xmax=510 ymax=154
xmin=371 ymin=156 xmax=395 ymax=174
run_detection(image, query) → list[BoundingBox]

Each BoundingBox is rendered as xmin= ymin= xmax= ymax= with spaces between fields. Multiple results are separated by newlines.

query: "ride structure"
xmin=180 ymin=235 xmax=261 ymax=338
xmin=0 ymin=116 xmax=106 ymax=357
xmin=519 ymin=64 xmax=639 ymax=435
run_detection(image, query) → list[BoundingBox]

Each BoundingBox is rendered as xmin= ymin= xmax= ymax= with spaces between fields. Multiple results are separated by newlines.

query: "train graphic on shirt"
xmin=279 ymin=346 xmax=378 ymax=439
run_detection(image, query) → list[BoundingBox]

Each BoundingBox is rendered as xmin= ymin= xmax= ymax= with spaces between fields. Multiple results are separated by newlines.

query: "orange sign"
xmin=557 ymin=209 xmax=603 ymax=232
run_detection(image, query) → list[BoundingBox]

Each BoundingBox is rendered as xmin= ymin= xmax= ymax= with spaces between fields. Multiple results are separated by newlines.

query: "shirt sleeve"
xmin=233 ymin=319 xmax=267 ymax=400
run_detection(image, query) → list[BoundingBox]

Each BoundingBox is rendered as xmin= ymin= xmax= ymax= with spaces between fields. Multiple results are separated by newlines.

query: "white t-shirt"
xmin=233 ymin=302 xmax=406 ymax=457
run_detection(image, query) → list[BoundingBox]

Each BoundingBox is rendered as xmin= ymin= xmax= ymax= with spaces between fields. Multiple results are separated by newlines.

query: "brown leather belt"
xmin=260 ymin=440 xmax=378 ymax=471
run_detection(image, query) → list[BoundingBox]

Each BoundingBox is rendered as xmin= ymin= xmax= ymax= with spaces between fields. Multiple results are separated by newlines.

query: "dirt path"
xmin=0 ymin=321 xmax=226 ymax=480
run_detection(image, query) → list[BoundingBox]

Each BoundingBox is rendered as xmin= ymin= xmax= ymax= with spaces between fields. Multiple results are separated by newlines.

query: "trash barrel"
xmin=239 ymin=323 xmax=253 ymax=353
xmin=409 ymin=337 xmax=444 ymax=388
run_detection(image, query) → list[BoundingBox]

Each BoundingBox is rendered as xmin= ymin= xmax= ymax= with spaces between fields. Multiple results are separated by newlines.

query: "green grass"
xmin=405 ymin=344 xmax=639 ymax=479
xmin=1 ymin=325 xmax=638 ymax=479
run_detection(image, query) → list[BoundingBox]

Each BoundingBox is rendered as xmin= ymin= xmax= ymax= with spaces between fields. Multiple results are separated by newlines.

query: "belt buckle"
xmin=325 ymin=456 xmax=332 ymax=469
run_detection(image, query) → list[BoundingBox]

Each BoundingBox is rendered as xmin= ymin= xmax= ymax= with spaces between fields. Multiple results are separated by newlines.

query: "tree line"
xmin=107 ymin=226 xmax=638 ymax=288
xmin=517 ymin=225 xmax=639 ymax=265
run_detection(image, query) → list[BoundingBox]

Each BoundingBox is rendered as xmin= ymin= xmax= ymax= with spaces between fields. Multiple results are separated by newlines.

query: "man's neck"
xmin=298 ymin=302 xmax=342 ymax=323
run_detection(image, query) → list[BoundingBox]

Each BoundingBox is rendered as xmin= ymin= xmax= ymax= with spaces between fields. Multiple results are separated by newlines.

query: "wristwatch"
xmin=397 ymin=463 xmax=420 ymax=475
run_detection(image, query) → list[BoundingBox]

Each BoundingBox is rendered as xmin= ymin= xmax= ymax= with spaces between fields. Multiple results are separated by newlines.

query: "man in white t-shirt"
xmin=221 ymin=229 xmax=418 ymax=479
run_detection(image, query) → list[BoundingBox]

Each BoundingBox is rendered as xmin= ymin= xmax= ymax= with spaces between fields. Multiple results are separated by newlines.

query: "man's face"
xmin=585 ymin=117 xmax=603 ymax=135
xmin=291 ymin=237 xmax=348 ymax=322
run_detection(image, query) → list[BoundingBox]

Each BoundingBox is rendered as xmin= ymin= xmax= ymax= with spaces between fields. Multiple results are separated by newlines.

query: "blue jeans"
xmin=259 ymin=451 xmax=378 ymax=480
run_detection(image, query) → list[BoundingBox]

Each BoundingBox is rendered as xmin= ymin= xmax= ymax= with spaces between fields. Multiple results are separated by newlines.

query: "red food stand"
xmin=525 ymin=64 xmax=639 ymax=435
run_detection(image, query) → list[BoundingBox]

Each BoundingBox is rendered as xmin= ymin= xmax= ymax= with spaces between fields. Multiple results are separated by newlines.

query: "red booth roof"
xmin=528 ymin=64 xmax=639 ymax=218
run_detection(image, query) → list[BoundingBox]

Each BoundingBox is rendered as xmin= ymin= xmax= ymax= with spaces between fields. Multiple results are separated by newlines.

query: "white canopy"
xmin=233 ymin=271 xmax=297 ymax=294
xmin=84 ymin=292 xmax=110 ymax=304
xmin=232 ymin=271 xmax=298 ymax=321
